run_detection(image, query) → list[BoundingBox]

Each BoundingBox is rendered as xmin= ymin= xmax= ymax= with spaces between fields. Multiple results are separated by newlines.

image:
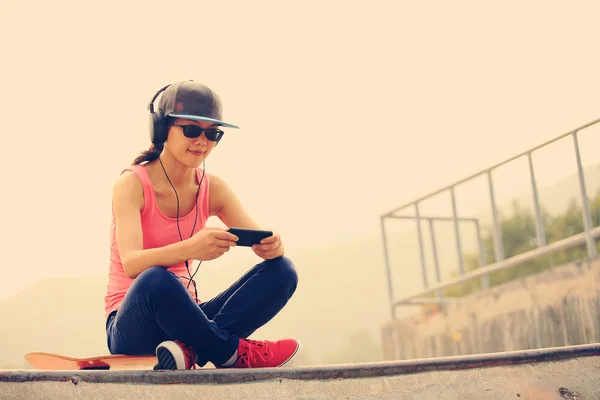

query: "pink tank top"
xmin=104 ymin=164 xmax=210 ymax=318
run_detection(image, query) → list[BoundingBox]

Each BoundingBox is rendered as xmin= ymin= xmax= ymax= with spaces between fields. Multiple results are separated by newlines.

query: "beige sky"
xmin=1 ymin=0 xmax=599 ymax=301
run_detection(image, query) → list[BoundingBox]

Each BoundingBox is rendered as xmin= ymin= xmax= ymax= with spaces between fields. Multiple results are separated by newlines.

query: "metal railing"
xmin=380 ymin=117 xmax=600 ymax=319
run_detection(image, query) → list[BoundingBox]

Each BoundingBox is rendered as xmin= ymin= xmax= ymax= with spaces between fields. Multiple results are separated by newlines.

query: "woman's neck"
xmin=156 ymin=152 xmax=196 ymax=188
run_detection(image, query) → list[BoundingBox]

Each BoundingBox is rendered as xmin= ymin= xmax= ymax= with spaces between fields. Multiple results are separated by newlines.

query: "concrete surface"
xmin=1 ymin=343 xmax=599 ymax=399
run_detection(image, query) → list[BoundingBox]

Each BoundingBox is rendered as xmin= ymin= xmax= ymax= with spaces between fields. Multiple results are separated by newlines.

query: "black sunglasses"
xmin=173 ymin=124 xmax=225 ymax=142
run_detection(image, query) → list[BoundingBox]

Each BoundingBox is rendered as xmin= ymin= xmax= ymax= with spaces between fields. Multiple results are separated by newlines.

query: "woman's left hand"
xmin=252 ymin=232 xmax=284 ymax=260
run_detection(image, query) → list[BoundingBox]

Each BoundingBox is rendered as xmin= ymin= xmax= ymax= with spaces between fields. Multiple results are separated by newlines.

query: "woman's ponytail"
xmin=132 ymin=143 xmax=164 ymax=165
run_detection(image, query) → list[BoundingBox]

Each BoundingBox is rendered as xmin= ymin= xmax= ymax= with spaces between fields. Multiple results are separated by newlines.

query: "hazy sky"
xmin=1 ymin=0 xmax=600 ymax=301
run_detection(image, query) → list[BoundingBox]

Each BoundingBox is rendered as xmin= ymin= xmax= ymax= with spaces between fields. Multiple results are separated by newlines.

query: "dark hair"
xmin=132 ymin=143 xmax=164 ymax=165
xmin=132 ymin=117 xmax=175 ymax=165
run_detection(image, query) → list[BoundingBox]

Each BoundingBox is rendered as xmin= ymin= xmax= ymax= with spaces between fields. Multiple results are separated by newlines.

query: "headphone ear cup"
xmin=149 ymin=111 xmax=167 ymax=145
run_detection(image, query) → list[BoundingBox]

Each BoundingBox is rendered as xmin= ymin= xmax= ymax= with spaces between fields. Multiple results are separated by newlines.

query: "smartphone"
xmin=227 ymin=227 xmax=273 ymax=247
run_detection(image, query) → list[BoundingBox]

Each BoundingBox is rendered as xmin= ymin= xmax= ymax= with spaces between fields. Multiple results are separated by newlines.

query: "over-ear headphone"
xmin=147 ymin=83 xmax=172 ymax=146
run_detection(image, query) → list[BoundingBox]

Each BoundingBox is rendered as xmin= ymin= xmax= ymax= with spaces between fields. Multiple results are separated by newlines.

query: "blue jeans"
xmin=105 ymin=256 xmax=298 ymax=367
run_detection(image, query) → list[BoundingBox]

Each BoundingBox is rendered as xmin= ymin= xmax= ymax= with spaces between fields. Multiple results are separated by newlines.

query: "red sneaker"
xmin=222 ymin=338 xmax=301 ymax=368
xmin=154 ymin=340 xmax=197 ymax=370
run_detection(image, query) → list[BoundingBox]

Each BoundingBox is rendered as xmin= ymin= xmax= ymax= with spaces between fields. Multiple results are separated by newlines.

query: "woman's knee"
xmin=133 ymin=266 xmax=179 ymax=294
xmin=137 ymin=265 xmax=172 ymax=280
xmin=265 ymin=256 xmax=298 ymax=289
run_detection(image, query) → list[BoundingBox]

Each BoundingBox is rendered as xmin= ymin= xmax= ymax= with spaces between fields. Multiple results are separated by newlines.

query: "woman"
xmin=104 ymin=80 xmax=300 ymax=370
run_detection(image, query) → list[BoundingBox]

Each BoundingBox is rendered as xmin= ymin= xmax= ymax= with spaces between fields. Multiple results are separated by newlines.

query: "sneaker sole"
xmin=155 ymin=341 xmax=185 ymax=370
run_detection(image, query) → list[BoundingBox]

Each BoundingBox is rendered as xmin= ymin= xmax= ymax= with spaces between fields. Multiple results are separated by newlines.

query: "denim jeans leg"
xmin=106 ymin=266 xmax=239 ymax=366
xmin=196 ymin=256 xmax=298 ymax=366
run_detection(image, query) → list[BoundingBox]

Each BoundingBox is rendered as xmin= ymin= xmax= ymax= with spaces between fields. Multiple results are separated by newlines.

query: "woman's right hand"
xmin=188 ymin=227 xmax=239 ymax=261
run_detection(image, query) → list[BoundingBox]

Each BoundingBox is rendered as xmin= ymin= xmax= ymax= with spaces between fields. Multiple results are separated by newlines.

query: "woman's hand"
xmin=188 ymin=227 xmax=238 ymax=261
xmin=252 ymin=232 xmax=285 ymax=260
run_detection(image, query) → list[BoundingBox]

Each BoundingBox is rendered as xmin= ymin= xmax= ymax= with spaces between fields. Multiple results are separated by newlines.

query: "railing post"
xmin=428 ymin=219 xmax=445 ymax=307
xmin=450 ymin=186 xmax=465 ymax=276
xmin=528 ymin=152 xmax=547 ymax=247
xmin=573 ymin=131 xmax=597 ymax=259
xmin=488 ymin=170 xmax=505 ymax=263
xmin=475 ymin=220 xmax=489 ymax=290
xmin=428 ymin=219 xmax=442 ymax=284
xmin=415 ymin=202 xmax=429 ymax=289
xmin=380 ymin=216 xmax=396 ymax=320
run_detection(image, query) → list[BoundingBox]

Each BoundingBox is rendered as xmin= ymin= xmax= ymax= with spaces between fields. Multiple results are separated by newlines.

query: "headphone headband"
xmin=147 ymin=84 xmax=172 ymax=114
xmin=147 ymin=82 xmax=177 ymax=146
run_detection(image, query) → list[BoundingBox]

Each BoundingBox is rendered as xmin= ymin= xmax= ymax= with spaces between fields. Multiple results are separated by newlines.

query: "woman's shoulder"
xmin=112 ymin=165 xmax=145 ymax=204
xmin=114 ymin=165 xmax=145 ymax=187
xmin=207 ymin=172 xmax=236 ymax=194
xmin=207 ymin=172 xmax=223 ymax=186
xmin=207 ymin=173 xmax=235 ymax=213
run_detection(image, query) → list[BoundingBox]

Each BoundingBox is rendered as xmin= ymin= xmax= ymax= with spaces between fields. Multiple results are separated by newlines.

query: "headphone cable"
xmin=158 ymin=156 xmax=205 ymax=303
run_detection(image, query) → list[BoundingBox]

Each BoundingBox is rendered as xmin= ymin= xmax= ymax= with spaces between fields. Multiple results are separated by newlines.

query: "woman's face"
xmin=164 ymin=118 xmax=222 ymax=167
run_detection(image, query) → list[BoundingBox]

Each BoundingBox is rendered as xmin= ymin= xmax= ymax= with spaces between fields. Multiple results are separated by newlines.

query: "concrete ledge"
xmin=1 ymin=343 xmax=599 ymax=385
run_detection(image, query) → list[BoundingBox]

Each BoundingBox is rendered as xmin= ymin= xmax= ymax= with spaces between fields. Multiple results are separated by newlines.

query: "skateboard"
xmin=24 ymin=352 xmax=158 ymax=370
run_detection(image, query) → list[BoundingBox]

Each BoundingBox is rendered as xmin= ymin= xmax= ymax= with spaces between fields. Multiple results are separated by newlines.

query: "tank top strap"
xmin=195 ymin=166 xmax=210 ymax=223
xmin=121 ymin=164 xmax=156 ymax=218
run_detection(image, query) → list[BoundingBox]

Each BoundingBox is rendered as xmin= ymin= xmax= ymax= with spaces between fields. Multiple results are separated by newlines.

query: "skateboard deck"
xmin=25 ymin=352 xmax=158 ymax=370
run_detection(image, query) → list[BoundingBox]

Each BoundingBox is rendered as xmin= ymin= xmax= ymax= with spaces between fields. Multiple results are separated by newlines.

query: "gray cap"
xmin=158 ymin=81 xmax=239 ymax=129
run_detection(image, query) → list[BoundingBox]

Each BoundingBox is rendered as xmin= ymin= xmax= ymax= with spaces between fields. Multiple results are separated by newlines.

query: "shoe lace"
xmin=238 ymin=340 xmax=273 ymax=367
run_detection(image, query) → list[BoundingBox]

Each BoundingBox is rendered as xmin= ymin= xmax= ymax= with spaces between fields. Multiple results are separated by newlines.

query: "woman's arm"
xmin=209 ymin=174 xmax=262 ymax=229
xmin=209 ymin=174 xmax=285 ymax=259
